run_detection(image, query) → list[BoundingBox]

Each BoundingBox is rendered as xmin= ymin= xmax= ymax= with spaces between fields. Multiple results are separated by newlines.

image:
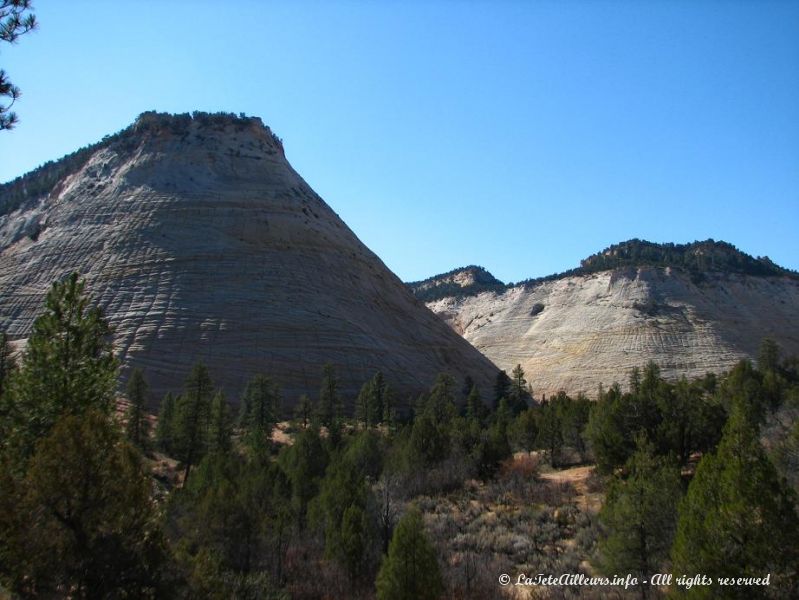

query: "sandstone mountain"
xmin=410 ymin=240 xmax=799 ymax=397
xmin=0 ymin=111 xmax=498 ymax=407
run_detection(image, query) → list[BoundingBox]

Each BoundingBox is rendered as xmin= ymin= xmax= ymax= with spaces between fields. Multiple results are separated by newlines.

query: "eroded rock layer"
xmin=0 ymin=112 xmax=498 ymax=406
xmin=424 ymin=266 xmax=799 ymax=397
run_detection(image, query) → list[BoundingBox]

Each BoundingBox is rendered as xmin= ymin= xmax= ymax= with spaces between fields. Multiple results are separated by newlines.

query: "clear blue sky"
xmin=1 ymin=1 xmax=797 ymax=282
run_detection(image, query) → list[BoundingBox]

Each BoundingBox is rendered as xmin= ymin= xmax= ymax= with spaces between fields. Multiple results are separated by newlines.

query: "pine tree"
xmin=317 ymin=363 xmax=341 ymax=428
xmin=509 ymin=407 xmax=539 ymax=452
xmin=278 ymin=427 xmax=329 ymax=530
xmin=0 ymin=331 xmax=16 ymax=442
xmin=425 ymin=373 xmax=458 ymax=426
xmin=125 ymin=368 xmax=149 ymax=449
xmin=494 ymin=370 xmax=511 ymax=410
xmin=369 ymin=371 xmax=386 ymax=426
xmin=671 ymin=400 xmax=799 ymax=597
xmin=757 ymin=337 xmax=781 ymax=374
xmin=340 ymin=504 xmax=371 ymax=587
xmin=0 ymin=0 xmax=37 ymax=131
xmin=174 ymin=363 xmax=214 ymax=483
xmin=558 ymin=392 xmax=591 ymax=461
xmin=474 ymin=422 xmax=512 ymax=480
xmin=537 ymin=399 xmax=563 ymax=467
xmin=598 ymin=439 xmax=682 ymax=600
xmin=155 ymin=392 xmax=176 ymax=455
xmin=655 ymin=376 xmax=724 ymax=466
xmin=239 ymin=374 xmax=279 ymax=454
xmin=408 ymin=411 xmax=449 ymax=467
xmin=0 ymin=330 xmax=14 ymax=400
xmin=310 ymin=455 xmax=377 ymax=588
xmin=169 ymin=452 xmax=292 ymax=595
xmin=356 ymin=379 xmax=373 ymax=427
xmin=376 ymin=507 xmax=444 ymax=600
xmin=6 ymin=273 xmax=118 ymax=459
xmin=382 ymin=384 xmax=396 ymax=430
xmin=0 ymin=410 xmax=166 ymax=596
xmin=509 ymin=363 xmax=528 ymax=414
xmin=208 ymin=391 xmax=233 ymax=455
xmin=296 ymin=394 xmax=312 ymax=429
xmin=465 ymin=384 xmax=488 ymax=424
xmin=461 ymin=375 xmax=475 ymax=401
xmin=629 ymin=366 xmax=642 ymax=395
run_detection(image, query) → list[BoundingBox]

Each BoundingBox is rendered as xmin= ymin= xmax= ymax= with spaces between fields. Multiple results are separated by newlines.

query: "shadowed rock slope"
xmin=0 ymin=111 xmax=498 ymax=406
xmin=411 ymin=241 xmax=799 ymax=397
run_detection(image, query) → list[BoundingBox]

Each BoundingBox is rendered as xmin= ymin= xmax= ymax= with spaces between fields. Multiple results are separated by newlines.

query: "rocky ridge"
xmin=413 ymin=243 xmax=799 ymax=396
xmin=0 ymin=111 xmax=499 ymax=407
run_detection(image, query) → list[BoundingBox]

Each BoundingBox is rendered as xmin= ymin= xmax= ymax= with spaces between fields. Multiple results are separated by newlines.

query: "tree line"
xmin=1 ymin=274 xmax=798 ymax=598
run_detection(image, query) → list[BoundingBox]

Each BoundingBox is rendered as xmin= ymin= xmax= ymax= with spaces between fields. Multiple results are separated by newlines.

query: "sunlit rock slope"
xmin=0 ymin=112 xmax=499 ymax=406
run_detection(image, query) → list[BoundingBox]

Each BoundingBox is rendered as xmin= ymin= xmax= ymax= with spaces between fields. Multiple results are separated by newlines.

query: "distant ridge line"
xmin=409 ymin=238 xmax=799 ymax=302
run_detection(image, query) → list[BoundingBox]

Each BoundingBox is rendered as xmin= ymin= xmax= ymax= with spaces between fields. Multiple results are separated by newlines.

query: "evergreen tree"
xmin=0 ymin=0 xmax=37 ymax=130
xmin=509 ymin=363 xmax=529 ymax=414
xmin=586 ymin=383 xmax=630 ymax=473
xmin=407 ymin=411 xmax=449 ymax=467
xmin=493 ymin=397 xmax=514 ymax=432
xmin=509 ymin=407 xmax=539 ymax=452
xmin=295 ymin=394 xmax=312 ymax=429
xmin=717 ymin=359 xmax=770 ymax=422
xmin=208 ymin=391 xmax=233 ymax=455
xmin=671 ymin=400 xmax=799 ymax=597
xmin=629 ymin=361 xmax=663 ymax=441
xmin=239 ymin=374 xmax=279 ymax=454
xmin=598 ymin=439 xmax=682 ymax=600
xmin=382 ymin=384 xmax=396 ymax=430
xmin=0 ymin=331 xmax=16 ymax=441
xmin=369 ymin=371 xmax=386 ymax=426
xmin=174 ymin=363 xmax=214 ymax=483
xmin=345 ymin=429 xmax=384 ymax=481
xmin=655 ymin=376 xmax=724 ymax=466
xmin=0 ymin=410 xmax=166 ymax=597
xmin=558 ymin=392 xmax=591 ymax=461
xmin=169 ymin=452 xmax=292 ymax=596
xmin=340 ymin=503 xmax=371 ymax=587
xmin=310 ymin=455 xmax=377 ymax=588
xmin=461 ymin=375 xmax=475 ymax=401
xmin=628 ymin=366 xmax=642 ymax=394
xmin=356 ymin=379 xmax=373 ymax=427
xmin=538 ymin=398 xmax=564 ymax=467
xmin=465 ymin=384 xmax=489 ymax=424
xmin=474 ymin=422 xmax=512 ymax=480
xmin=757 ymin=337 xmax=781 ymax=374
xmin=155 ymin=392 xmax=176 ymax=455
xmin=125 ymin=368 xmax=149 ymax=449
xmin=317 ymin=363 xmax=341 ymax=428
xmin=278 ymin=426 xmax=329 ymax=530
xmin=6 ymin=273 xmax=117 ymax=459
xmin=376 ymin=507 xmax=444 ymax=600
xmin=424 ymin=373 xmax=458 ymax=426
xmin=493 ymin=370 xmax=511 ymax=409
xmin=0 ymin=330 xmax=14 ymax=400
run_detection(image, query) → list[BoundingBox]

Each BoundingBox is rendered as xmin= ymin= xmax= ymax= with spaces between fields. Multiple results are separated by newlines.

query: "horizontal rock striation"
xmin=0 ymin=112 xmax=498 ymax=408
xmin=425 ymin=265 xmax=799 ymax=397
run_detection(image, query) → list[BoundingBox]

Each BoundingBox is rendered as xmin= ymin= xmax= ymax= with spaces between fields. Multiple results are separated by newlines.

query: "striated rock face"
xmin=0 ymin=112 xmax=498 ymax=407
xmin=408 ymin=265 xmax=505 ymax=303
xmin=421 ymin=265 xmax=799 ymax=397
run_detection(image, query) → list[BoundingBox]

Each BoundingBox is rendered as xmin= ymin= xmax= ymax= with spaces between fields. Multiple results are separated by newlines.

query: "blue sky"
xmin=1 ymin=0 xmax=797 ymax=282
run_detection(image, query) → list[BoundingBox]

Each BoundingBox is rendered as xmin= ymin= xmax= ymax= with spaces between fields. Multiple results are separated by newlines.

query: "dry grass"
xmin=539 ymin=465 xmax=604 ymax=513
xmin=415 ymin=454 xmax=604 ymax=599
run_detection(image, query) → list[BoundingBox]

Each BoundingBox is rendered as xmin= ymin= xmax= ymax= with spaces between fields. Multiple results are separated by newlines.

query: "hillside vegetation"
xmin=409 ymin=239 xmax=798 ymax=302
xmin=1 ymin=275 xmax=798 ymax=598
xmin=0 ymin=111 xmax=280 ymax=216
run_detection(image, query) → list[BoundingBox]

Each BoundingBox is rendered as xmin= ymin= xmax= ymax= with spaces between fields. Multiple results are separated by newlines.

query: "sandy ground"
xmin=539 ymin=465 xmax=603 ymax=513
